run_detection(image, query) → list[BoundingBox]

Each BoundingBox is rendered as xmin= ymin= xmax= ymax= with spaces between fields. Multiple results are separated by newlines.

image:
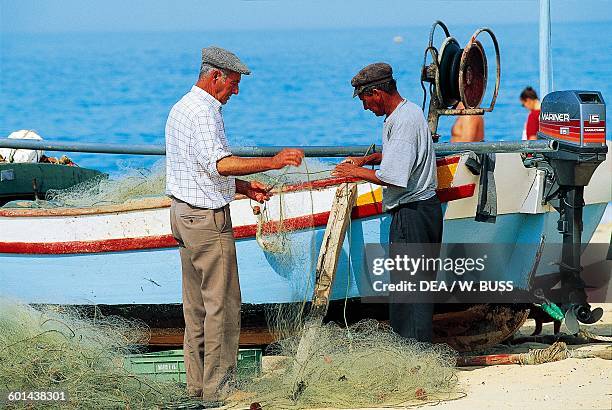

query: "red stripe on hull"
xmin=280 ymin=177 xmax=361 ymax=193
xmin=436 ymin=184 xmax=476 ymax=203
xmin=436 ymin=156 xmax=460 ymax=166
xmin=1 ymin=235 xmax=179 ymax=255
xmin=0 ymin=184 xmax=475 ymax=255
xmin=0 ymin=157 xmax=464 ymax=218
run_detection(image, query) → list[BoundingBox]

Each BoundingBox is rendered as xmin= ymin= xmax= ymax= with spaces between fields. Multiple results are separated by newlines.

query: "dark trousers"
xmin=388 ymin=195 xmax=443 ymax=342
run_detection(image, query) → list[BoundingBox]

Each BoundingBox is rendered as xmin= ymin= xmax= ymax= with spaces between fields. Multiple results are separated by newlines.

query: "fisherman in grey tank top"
xmin=333 ymin=62 xmax=442 ymax=343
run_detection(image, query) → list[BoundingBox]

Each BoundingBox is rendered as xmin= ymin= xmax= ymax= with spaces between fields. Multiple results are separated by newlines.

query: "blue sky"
xmin=1 ymin=0 xmax=610 ymax=33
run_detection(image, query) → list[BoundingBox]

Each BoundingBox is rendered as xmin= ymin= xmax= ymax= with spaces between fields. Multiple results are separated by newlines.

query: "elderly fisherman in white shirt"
xmin=165 ymin=46 xmax=304 ymax=403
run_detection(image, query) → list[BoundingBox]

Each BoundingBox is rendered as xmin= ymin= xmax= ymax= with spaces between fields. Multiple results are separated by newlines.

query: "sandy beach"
xmin=402 ymin=215 xmax=612 ymax=410
xmin=427 ymin=304 xmax=612 ymax=410
xmin=403 ymin=216 xmax=612 ymax=410
xmin=297 ymin=215 xmax=612 ymax=410
xmin=300 ymin=303 xmax=611 ymax=410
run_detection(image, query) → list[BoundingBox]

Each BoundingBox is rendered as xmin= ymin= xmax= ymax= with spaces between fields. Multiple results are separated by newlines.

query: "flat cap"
xmin=351 ymin=62 xmax=393 ymax=97
xmin=201 ymin=46 xmax=251 ymax=75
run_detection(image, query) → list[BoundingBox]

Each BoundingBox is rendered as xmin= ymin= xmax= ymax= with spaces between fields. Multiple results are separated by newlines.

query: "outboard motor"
xmin=539 ymin=90 xmax=608 ymax=328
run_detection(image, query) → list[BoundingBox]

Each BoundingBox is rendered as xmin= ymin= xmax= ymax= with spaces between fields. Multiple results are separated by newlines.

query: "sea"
xmin=1 ymin=21 xmax=611 ymax=175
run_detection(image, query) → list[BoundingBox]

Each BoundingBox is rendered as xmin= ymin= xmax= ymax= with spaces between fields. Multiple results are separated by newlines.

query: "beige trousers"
xmin=170 ymin=198 xmax=241 ymax=400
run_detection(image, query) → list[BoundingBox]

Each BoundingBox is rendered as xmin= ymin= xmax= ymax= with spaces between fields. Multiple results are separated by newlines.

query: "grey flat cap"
xmin=351 ymin=62 xmax=393 ymax=97
xmin=201 ymin=46 xmax=251 ymax=75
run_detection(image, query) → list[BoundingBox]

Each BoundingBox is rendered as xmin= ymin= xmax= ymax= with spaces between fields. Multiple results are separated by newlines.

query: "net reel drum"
xmin=421 ymin=21 xmax=501 ymax=141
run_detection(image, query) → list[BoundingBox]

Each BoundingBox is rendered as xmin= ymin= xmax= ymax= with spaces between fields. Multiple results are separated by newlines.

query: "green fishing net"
xmin=232 ymin=168 xmax=460 ymax=409
xmin=230 ymin=320 xmax=458 ymax=409
xmin=44 ymin=161 xmax=167 ymax=207
xmin=2 ymin=158 xmax=460 ymax=409
xmin=0 ymin=299 xmax=194 ymax=409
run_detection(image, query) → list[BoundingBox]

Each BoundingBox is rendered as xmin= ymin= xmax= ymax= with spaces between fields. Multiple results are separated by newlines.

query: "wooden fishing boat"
xmin=1 ymin=10 xmax=609 ymax=351
xmin=0 ymin=151 xmax=609 ymax=351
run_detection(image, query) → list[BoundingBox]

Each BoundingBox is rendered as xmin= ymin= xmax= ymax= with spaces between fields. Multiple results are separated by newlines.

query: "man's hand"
xmin=217 ymin=149 xmax=305 ymax=176
xmin=332 ymin=161 xmax=386 ymax=186
xmin=243 ymin=180 xmax=272 ymax=203
xmin=340 ymin=156 xmax=367 ymax=167
xmin=332 ymin=162 xmax=359 ymax=178
xmin=271 ymin=148 xmax=304 ymax=169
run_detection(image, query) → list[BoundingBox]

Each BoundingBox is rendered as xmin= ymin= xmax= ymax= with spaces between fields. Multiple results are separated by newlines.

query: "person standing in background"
xmin=450 ymin=102 xmax=484 ymax=142
xmin=520 ymin=86 xmax=541 ymax=140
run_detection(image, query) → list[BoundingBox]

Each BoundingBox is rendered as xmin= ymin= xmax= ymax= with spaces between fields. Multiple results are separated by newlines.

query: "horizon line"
xmin=2 ymin=19 xmax=610 ymax=35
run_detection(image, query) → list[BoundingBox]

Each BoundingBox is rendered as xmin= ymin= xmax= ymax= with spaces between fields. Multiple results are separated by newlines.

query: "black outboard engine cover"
xmin=539 ymin=90 xmax=607 ymax=186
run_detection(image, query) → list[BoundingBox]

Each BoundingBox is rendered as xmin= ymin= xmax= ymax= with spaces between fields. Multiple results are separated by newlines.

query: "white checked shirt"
xmin=165 ymin=86 xmax=235 ymax=208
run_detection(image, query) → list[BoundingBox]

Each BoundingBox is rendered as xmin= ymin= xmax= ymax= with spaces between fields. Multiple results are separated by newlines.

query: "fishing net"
xmin=230 ymin=320 xmax=458 ymax=409
xmin=44 ymin=161 xmax=166 ymax=208
xmin=3 ymin=158 xmax=460 ymax=408
xmin=0 ymin=298 xmax=194 ymax=409
xmin=230 ymin=162 xmax=460 ymax=409
xmin=17 ymin=158 xmax=330 ymax=212
xmin=246 ymin=160 xmax=331 ymax=256
xmin=243 ymin=160 xmax=333 ymax=343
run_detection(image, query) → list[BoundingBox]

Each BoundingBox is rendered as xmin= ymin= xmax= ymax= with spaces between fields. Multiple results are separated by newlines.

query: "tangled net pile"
xmin=0 ymin=299 xmax=192 ymax=409
xmin=4 ymin=158 xmax=460 ymax=408
xmin=44 ymin=161 xmax=166 ymax=208
xmin=234 ymin=161 xmax=459 ymax=408
xmin=232 ymin=320 xmax=458 ymax=408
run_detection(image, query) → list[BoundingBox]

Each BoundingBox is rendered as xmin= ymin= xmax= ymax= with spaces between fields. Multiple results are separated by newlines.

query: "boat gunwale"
xmin=0 ymin=191 xmax=486 ymax=254
xmin=0 ymin=176 xmax=363 ymax=217
xmin=0 ymin=156 xmax=463 ymax=218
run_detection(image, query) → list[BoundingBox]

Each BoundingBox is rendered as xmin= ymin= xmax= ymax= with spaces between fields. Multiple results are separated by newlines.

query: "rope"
xmin=458 ymin=340 xmax=612 ymax=367
xmin=518 ymin=341 xmax=569 ymax=365
xmin=579 ymin=329 xmax=612 ymax=343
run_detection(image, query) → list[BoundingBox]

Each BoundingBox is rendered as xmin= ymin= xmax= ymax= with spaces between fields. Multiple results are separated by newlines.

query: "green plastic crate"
xmin=124 ymin=349 xmax=262 ymax=383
